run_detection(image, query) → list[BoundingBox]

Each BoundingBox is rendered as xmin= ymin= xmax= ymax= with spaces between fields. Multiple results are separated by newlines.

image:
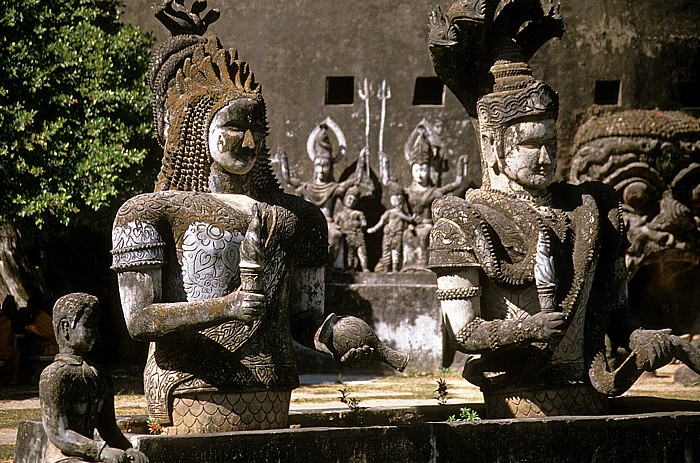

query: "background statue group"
xmin=279 ymin=118 xmax=468 ymax=273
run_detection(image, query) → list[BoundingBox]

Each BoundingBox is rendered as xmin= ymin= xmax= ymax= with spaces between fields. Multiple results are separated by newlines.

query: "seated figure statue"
xmin=427 ymin=0 xmax=699 ymax=418
xmin=111 ymin=3 xmax=406 ymax=434
xmin=40 ymin=293 xmax=148 ymax=463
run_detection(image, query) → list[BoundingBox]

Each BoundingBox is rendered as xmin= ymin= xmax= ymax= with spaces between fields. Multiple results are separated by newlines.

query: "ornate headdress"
xmin=404 ymin=119 xmax=444 ymax=166
xmin=430 ymin=0 xmax=563 ymax=158
xmin=148 ymin=1 xmax=279 ymax=196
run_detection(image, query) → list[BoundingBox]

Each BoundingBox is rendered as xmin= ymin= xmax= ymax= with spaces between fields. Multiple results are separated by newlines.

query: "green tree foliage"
xmin=0 ymin=0 xmax=156 ymax=229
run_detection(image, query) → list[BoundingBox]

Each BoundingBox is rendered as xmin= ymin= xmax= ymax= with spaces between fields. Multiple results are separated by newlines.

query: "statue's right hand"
xmin=523 ymin=311 xmax=566 ymax=343
xmin=100 ymin=446 xmax=129 ymax=463
xmin=226 ymin=291 xmax=265 ymax=323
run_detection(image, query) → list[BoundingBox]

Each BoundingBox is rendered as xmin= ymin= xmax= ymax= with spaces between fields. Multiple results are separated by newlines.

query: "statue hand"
xmin=523 ymin=312 xmax=566 ymax=343
xmin=125 ymin=448 xmax=149 ymax=463
xmin=226 ymin=291 xmax=265 ymax=323
xmin=630 ymin=328 xmax=674 ymax=371
xmin=340 ymin=344 xmax=374 ymax=367
xmin=100 ymin=447 xmax=129 ymax=463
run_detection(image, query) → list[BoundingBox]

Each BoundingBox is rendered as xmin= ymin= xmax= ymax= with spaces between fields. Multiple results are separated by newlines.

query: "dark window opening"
xmin=325 ymin=76 xmax=354 ymax=105
xmin=679 ymin=81 xmax=700 ymax=108
xmin=594 ymin=80 xmax=620 ymax=105
xmin=413 ymin=77 xmax=444 ymax=106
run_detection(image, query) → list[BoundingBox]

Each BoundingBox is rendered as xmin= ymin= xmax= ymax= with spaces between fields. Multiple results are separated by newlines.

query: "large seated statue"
xmin=111 ymin=1 xmax=406 ymax=434
xmin=426 ymin=0 xmax=700 ymax=418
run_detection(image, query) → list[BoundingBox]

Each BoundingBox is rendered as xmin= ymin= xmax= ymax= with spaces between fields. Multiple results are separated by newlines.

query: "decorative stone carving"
xmin=367 ymin=183 xmax=414 ymax=272
xmin=112 ymin=1 xmax=407 ymax=434
xmin=570 ymin=110 xmax=700 ymax=336
xmin=427 ymin=0 xmax=700 ymax=418
xmin=39 ymin=293 xmax=148 ymax=463
xmin=334 ymin=186 xmax=370 ymax=272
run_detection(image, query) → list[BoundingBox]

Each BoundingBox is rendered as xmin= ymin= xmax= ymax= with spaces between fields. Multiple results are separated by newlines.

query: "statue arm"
xmin=436 ymin=155 xmax=468 ymax=195
xmin=438 ymin=268 xmax=565 ymax=353
xmin=95 ymin=374 xmax=132 ymax=451
xmin=367 ymin=212 xmax=388 ymax=234
xmin=117 ymin=269 xmax=263 ymax=342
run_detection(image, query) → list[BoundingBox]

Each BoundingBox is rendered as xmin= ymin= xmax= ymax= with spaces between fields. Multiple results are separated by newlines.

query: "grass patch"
xmin=0 ymin=409 xmax=40 ymax=429
xmin=1 ymin=443 xmax=14 ymax=463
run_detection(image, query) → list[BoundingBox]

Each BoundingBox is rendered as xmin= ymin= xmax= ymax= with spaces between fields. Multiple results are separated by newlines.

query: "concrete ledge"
xmin=15 ymin=398 xmax=700 ymax=462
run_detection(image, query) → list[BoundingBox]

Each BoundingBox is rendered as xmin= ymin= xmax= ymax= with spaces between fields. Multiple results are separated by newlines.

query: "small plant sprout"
xmin=459 ymin=407 xmax=480 ymax=421
xmin=338 ymin=387 xmax=364 ymax=413
xmin=435 ymin=378 xmax=449 ymax=405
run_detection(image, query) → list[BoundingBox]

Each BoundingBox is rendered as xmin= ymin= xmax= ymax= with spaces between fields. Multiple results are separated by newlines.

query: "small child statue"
xmin=39 ymin=293 xmax=148 ymax=463
xmin=335 ymin=185 xmax=370 ymax=272
xmin=368 ymin=184 xmax=414 ymax=272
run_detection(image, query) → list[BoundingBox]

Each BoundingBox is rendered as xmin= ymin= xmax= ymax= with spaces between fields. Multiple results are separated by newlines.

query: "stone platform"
xmin=15 ymin=398 xmax=700 ymax=462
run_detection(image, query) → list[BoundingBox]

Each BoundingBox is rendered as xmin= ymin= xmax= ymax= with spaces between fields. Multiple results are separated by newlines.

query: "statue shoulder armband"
xmin=111 ymin=219 xmax=165 ymax=271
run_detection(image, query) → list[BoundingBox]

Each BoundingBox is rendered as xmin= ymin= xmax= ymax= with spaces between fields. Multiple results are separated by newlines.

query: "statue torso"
xmin=112 ymin=190 xmax=327 ymax=420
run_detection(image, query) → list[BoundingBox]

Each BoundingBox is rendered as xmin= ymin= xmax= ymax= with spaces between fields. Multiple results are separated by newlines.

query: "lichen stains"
xmin=574 ymin=15 xmax=637 ymax=55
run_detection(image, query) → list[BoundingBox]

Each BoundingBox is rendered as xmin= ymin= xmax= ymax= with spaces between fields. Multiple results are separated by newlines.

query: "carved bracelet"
xmin=436 ymin=286 xmax=482 ymax=301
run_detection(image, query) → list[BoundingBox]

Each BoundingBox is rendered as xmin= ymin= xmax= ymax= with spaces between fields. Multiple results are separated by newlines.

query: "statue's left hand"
xmin=125 ymin=448 xmax=149 ymax=463
xmin=630 ymin=328 xmax=674 ymax=371
xmin=340 ymin=344 xmax=374 ymax=367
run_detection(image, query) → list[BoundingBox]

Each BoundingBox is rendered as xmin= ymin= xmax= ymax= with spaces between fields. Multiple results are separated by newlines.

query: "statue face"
xmin=314 ymin=156 xmax=332 ymax=182
xmin=502 ymin=119 xmax=557 ymax=192
xmin=62 ymin=307 xmax=98 ymax=354
xmin=412 ymin=163 xmax=430 ymax=186
xmin=390 ymin=193 xmax=405 ymax=208
xmin=208 ymin=98 xmax=265 ymax=175
xmin=344 ymin=192 xmax=358 ymax=208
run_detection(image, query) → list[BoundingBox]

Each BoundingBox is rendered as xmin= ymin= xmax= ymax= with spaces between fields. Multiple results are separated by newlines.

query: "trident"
xmin=377 ymin=79 xmax=391 ymax=185
xmin=357 ymin=78 xmax=373 ymax=181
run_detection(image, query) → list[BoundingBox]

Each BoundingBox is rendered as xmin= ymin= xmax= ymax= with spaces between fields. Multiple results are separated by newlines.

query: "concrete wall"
xmin=121 ymin=0 xmax=700 ymax=184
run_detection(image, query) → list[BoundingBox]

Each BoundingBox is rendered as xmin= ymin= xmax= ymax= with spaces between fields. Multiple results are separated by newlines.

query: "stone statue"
xmin=426 ymin=0 xmax=700 ymax=418
xmin=278 ymin=118 xmax=357 ymax=269
xmin=367 ymin=183 xmax=414 ymax=272
xmin=402 ymin=120 xmax=467 ymax=271
xmin=335 ymin=186 xmax=370 ymax=272
xmin=570 ymin=110 xmax=700 ymax=337
xmin=39 ymin=293 xmax=148 ymax=463
xmin=570 ymin=110 xmax=700 ymax=274
xmin=112 ymin=1 xmax=407 ymax=434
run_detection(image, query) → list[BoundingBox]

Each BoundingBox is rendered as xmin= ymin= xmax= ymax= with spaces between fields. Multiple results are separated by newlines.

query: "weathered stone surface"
xmin=16 ymin=400 xmax=700 ymax=463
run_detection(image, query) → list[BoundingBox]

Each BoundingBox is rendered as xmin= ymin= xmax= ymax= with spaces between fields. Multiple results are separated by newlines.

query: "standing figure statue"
xmin=402 ymin=121 xmax=466 ymax=271
xmin=112 ymin=2 xmax=407 ymax=435
xmin=278 ymin=119 xmax=358 ymax=269
xmin=335 ymin=186 xmax=370 ymax=272
xmin=427 ymin=0 xmax=700 ymax=418
xmin=40 ymin=293 xmax=148 ymax=463
xmin=368 ymin=183 xmax=414 ymax=272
